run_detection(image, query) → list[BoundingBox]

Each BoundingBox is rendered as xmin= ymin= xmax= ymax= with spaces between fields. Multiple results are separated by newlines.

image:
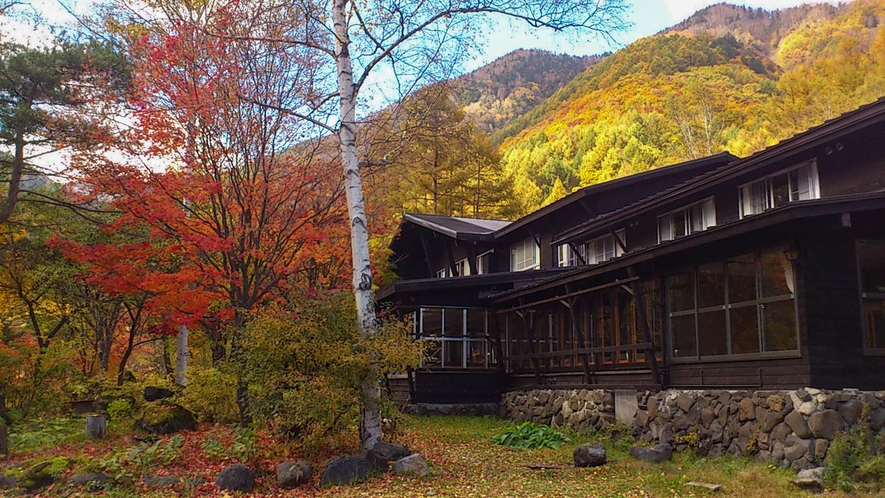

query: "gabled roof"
xmin=400 ymin=213 xmax=511 ymax=241
xmin=554 ymin=96 xmax=885 ymax=245
xmin=493 ymin=152 xmax=738 ymax=239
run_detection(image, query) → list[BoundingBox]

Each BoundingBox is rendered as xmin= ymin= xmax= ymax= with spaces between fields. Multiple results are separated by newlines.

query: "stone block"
xmin=808 ymin=410 xmax=844 ymax=440
xmin=785 ymin=411 xmax=811 ymax=439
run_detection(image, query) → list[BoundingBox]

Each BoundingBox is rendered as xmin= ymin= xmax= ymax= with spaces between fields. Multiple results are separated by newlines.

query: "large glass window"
xmin=859 ymin=240 xmax=885 ymax=350
xmin=658 ymin=198 xmax=716 ymax=242
xmin=510 ymin=238 xmax=539 ymax=271
xmin=667 ymin=248 xmax=798 ymax=360
xmin=740 ymin=161 xmax=819 ymax=218
xmin=417 ymin=307 xmax=494 ymax=368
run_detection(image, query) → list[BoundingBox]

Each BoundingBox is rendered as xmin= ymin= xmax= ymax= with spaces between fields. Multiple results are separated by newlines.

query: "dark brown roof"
xmin=493 ymin=152 xmax=738 ymax=239
xmin=398 ymin=213 xmax=510 ymax=241
xmin=554 ymin=96 xmax=885 ymax=245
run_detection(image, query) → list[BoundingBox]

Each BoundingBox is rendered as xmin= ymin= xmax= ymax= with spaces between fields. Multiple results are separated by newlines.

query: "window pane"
xmin=424 ymin=340 xmax=441 ymax=367
xmin=689 ymin=204 xmax=705 ymax=233
xmin=743 ymin=181 xmax=768 ymax=216
xmin=863 ymin=298 xmax=885 ymax=349
xmin=697 ymin=262 xmax=725 ymax=308
xmin=668 ymin=269 xmax=695 ymax=312
xmin=790 ymin=164 xmax=814 ymax=200
xmin=672 ymin=211 xmax=687 ymax=238
xmin=730 ymin=305 xmax=760 ymax=354
xmin=762 ymin=299 xmax=797 ymax=351
xmin=658 ymin=215 xmax=672 ymax=242
xmin=727 ymin=254 xmax=757 ymax=303
xmin=444 ymin=340 xmax=463 ymax=367
xmin=858 ymin=240 xmax=885 ymax=294
xmin=443 ymin=309 xmax=463 ymax=337
xmin=466 ymin=309 xmax=486 ymax=337
xmin=772 ymin=173 xmax=790 ymax=208
xmin=698 ymin=310 xmax=727 ymax=356
xmin=671 ymin=314 xmax=697 ymax=358
xmin=422 ymin=308 xmax=442 ymax=337
xmin=760 ymin=250 xmax=794 ymax=297
xmin=467 ymin=340 xmax=486 ymax=367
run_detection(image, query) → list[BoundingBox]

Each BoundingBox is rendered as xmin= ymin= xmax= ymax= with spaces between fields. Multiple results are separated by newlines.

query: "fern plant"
xmin=492 ymin=422 xmax=572 ymax=449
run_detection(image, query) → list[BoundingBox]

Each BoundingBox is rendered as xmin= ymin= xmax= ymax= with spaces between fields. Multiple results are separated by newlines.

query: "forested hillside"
xmin=487 ymin=0 xmax=885 ymax=214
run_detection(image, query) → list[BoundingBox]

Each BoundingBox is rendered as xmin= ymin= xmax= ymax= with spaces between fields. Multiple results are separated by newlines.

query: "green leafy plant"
xmin=231 ymin=426 xmax=258 ymax=462
xmin=107 ymin=399 xmax=132 ymax=421
xmin=200 ymin=437 xmax=227 ymax=461
xmin=824 ymin=405 xmax=885 ymax=493
xmin=492 ymin=421 xmax=572 ymax=449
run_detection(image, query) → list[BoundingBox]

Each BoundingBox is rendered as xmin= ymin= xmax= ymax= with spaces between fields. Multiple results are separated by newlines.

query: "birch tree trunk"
xmin=332 ymin=0 xmax=383 ymax=451
xmin=175 ymin=325 xmax=188 ymax=386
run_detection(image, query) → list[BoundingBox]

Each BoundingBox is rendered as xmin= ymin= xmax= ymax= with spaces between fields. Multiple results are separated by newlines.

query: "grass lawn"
xmin=0 ymin=414 xmax=871 ymax=497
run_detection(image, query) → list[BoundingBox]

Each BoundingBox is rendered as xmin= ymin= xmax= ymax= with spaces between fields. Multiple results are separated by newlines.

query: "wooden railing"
xmin=503 ymin=342 xmax=660 ymax=377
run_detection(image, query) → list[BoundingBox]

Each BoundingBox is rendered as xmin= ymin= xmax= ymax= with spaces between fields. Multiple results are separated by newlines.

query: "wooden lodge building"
xmin=378 ymin=98 xmax=885 ymax=406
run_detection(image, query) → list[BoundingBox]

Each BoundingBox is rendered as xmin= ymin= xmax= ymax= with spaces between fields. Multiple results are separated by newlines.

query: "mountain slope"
xmin=490 ymin=0 xmax=885 ymax=214
xmin=451 ymin=49 xmax=599 ymax=135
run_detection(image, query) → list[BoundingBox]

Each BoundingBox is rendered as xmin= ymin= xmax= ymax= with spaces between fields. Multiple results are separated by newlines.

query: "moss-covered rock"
xmin=4 ymin=456 xmax=73 ymax=491
xmin=135 ymin=403 xmax=197 ymax=435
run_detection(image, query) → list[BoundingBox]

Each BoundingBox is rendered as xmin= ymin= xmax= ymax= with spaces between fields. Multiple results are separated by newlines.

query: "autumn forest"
xmin=1 ymin=0 xmax=885 ymax=495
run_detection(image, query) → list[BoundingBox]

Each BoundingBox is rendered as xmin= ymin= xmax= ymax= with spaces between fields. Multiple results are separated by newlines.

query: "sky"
xmin=474 ymin=0 xmax=844 ymax=70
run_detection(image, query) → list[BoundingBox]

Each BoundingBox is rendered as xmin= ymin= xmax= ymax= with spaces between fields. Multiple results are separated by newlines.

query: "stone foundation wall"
xmin=498 ymin=387 xmax=885 ymax=469
xmin=635 ymin=388 xmax=885 ymax=469
xmin=499 ymin=389 xmax=615 ymax=433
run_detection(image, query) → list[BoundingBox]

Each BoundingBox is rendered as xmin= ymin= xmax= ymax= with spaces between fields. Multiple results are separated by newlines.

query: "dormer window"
xmin=557 ymin=243 xmax=586 ymax=267
xmin=511 ymin=237 xmax=539 ymax=271
xmin=658 ymin=198 xmax=716 ymax=242
xmin=585 ymin=230 xmax=625 ymax=265
xmin=739 ymin=160 xmax=819 ymax=218
xmin=455 ymin=258 xmax=470 ymax=277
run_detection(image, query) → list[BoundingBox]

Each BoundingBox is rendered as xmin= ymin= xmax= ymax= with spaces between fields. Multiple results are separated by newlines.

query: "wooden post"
xmin=85 ymin=415 xmax=107 ymax=440
xmin=565 ymin=296 xmax=593 ymax=384
xmin=519 ymin=309 xmax=543 ymax=385
xmin=0 ymin=423 xmax=7 ymax=457
xmin=627 ymin=265 xmax=662 ymax=387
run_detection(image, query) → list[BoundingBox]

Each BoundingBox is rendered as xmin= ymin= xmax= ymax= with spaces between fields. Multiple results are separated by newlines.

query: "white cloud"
xmin=662 ymin=0 xmax=847 ymax=24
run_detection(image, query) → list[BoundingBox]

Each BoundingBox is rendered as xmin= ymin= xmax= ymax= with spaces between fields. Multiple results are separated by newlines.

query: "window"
xmin=477 ymin=250 xmax=492 ymax=275
xmin=859 ymin=240 xmax=885 ymax=350
xmin=585 ymin=230 xmax=625 ymax=265
xmin=740 ymin=161 xmax=819 ymax=218
xmin=417 ymin=307 xmax=494 ymax=368
xmin=668 ymin=248 xmax=798 ymax=360
xmin=455 ymin=258 xmax=470 ymax=277
xmin=557 ymin=243 xmax=586 ymax=267
xmin=511 ymin=237 xmax=539 ymax=271
xmin=658 ymin=198 xmax=716 ymax=242
xmin=435 ymin=268 xmax=450 ymax=279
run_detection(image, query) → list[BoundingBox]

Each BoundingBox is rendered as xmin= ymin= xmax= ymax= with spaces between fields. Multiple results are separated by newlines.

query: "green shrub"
xmin=244 ymin=293 xmax=422 ymax=448
xmin=174 ymin=366 xmax=238 ymax=424
xmin=8 ymin=417 xmax=83 ymax=454
xmin=824 ymin=405 xmax=885 ymax=492
xmin=107 ymin=399 xmax=132 ymax=421
xmin=492 ymin=421 xmax=572 ymax=449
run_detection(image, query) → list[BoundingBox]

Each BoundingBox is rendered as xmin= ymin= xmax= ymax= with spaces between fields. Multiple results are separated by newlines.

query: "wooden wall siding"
xmin=387 ymin=376 xmax=412 ymax=405
xmin=819 ymin=126 xmax=885 ymax=196
xmin=666 ymin=357 xmax=810 ymax=389
xmin=505 ymin=370 xmax=656 ymax=390
xmin=800 ymin=227 xmax=885 ymax=389
xmin=411 ymin=371 xmax=502 ymax=403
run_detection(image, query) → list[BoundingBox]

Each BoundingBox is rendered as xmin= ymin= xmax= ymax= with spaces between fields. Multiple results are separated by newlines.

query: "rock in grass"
xmin=370 ymin=442 xmax=411 ymax=462
xmin=13 ymin=456 xmax=73 ymax=491
xmin=144 ymin=386 xmax=174 ymax=402
xmin=391 ymin=453 xmax=430 ymax=477
xmin=0 ymin=473 xmax=16 ymax=490
xmin=135 ymin=403 xmax=197 ymax=435
xmin=144 ymin=475 xmax=180 ymax=487
xmin=573 ymin=442 xmax=606 ymax=468
xmin=67 ymin=473 xmax=109 ymax=488
xmin=277 ymin=461 xmax=312 ymax=489
xmin=628 ymin=444 xmax=673 ymax=462
xmin=320 ymin=455 xmax=376 ymax=487
xmin=792 ymin=467 xmax=825 ymax=491
xmin=215 ymin=464 xmax=255 ymax=492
